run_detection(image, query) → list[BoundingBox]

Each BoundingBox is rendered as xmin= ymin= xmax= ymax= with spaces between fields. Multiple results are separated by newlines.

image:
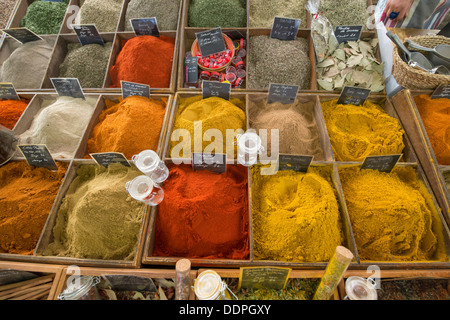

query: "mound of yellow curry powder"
xmin=322 ymin=99 xmax=405 ymax=162
xmin=251 ymin=165 xmax=343 ymax=262
xmin=339 ymin=166 xmax=447 ymax=262
xmin=170 ymin=96 xmax=246 ymax=158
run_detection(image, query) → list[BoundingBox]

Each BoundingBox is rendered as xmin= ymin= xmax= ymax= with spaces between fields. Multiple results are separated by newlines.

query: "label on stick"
xmin=431 ymin=84 xmax=450 ymax=99
xmin=202 ymin=81 xmax=231 ymax=100
xmin=238 ymin=267 xmax=291 ymax=290
xmin=72 ymin=24 xmax=104 ymax=46
xmin=130 ymin=17 xmax=160 ymax=37
xmin=1 ymin=28 xmax=43 ymax=44
xmin=334 ymin=25 xmax=363 ymax=44
xmin=361 ymin=154 xmax=402 ymax=173
xmin=195 ymin=27 xmax=226 ymax=57
xmin=90 ymin=152 xmax=131 ymax=168
xmin=0 ymin=83 xmax=19 ymax=100
xmin=51 ymin=78 xmax=85 ymax=100
xmin=337 ymin=86 xmax=371 ymax=106
xmin=192 ymin=153 xmax=226 ymax=174
xmin=278 ymin=154 xmax=313 ymax=172
xmin=121 ymin=81 xmax=150 ymax=99
xmin=267 ymin=83 xmax=299 ymax=104
xmin=270 ymin=17 xmax=300 ymax=41
xmin=17 ymin=145 xmax=58 ymax=171
xmin=185 ymin=56 xmax=198 ymax=84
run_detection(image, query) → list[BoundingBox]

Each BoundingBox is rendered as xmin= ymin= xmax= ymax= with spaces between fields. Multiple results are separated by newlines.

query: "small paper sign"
xmin=185 ymin=56 xmax=198 ymax=84
xmin=278 ymin=154 xmax=313 ymax=172
xmin=202 ymin=81 xmax=231 ymax=100
xmin=195 ymin=27 xmax=226 ymax=57
xmin=431 ymin=84 xmax=450 ymax=99
xmin=334 ymin=25 xmax=363 ymax=44
xmin=337 ymin=86 xmax=371 ymax=106
xmin=72 ymin=24 xmax=104 ymax=46
xmin=51 ymin=78 xmax=85 ymax=100
xmin=1 ymin=28 xmax=43 ymax=44
xmin=192 ymin=153 xmax=226 ymax=174
xmin=90 ymin=152 xmax=131 ymax=167
xmin=130 ymin=17 xmax=160 ymax=37
xmin=267 ymin=83 xmax=299 ymax=104
xmin=361 ymin=154 xmax=402 ymax=173
xmin=270 ymin=17 xmax=300 ymax=41
xmin=0 ymin=83 xmax=19 ymax=100
xmin=17 ymin=145 xmax=58 ymax=171
xmin=121 ymin=81 xmax=150 ymax=99
xmin=238 ymin=267 xmax=291 ymax=290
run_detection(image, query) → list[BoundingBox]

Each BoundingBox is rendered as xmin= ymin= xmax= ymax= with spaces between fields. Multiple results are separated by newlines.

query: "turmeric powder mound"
xmin=321 ymin=99 xmax=405 ymax=162
xmin=413 ymin=95 xmax=450 ymax=165
xmin=87 ymin=96 xmax=167 ymax=159
xmin=170 ymin=96 xmax=246 ymax=158
xmin=338 ymin=166 xmax=448 ymax=262
xmin=251 ymin=165 xmax=343 ymax=262
xmin=0 ymin=161 xmax=68 ymax=255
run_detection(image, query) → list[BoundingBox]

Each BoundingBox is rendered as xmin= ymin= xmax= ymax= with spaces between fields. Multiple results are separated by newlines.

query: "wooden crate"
xmin=390 ymin=89 xmax=450 ymax=226
xmin=53 ymin=265 xmax=197 ymax=300
xmin=0 ymin=261 xmax=64 ymax=300
xmin=196 ymin=268 xmax=340 ymax=300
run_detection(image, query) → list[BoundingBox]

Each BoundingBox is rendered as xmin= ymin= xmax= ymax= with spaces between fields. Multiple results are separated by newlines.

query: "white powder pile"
xmin=19 ymin=96 xmax=98 ymax=159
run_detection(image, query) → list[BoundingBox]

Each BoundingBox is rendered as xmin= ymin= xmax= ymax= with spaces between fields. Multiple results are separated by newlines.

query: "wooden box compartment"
xmin=116 ymin=0 xmax=184 ymax=32
xmin=7 ymin=0 xmax=74 ymax=35
xmin=246 ymin=93 xmax=334 ymax=161
xmin=318 ymin=94 xmax=419 ymax=164
xmin=391 ymin=89 xmax=450 ymax=226
xmin=33 ymin=159 xmax=151 ymax=268
xmin=336 ymin=162 xmax=450 ymax=269
xmin=41 ymin=33 xmax=116 ymax=91
xmin=53 ymin=265 xmax=197 ymax=300
xmin=196 ymin=269 xmax=340 ymax=300
xmin=0 ymin=159 xmax=71 ymax=264
xmin=12 ymin=93 xmax=102 ymax=161
xmin=100 ymin=31 xmax=179 ymax=94
xmin=338 ymin=269 xmax=450 ymax=300
xmin=73 ymin=93 xmax=173 ymax=160
xmin=0 ymin=261 xmax=64 ymax=300
xmin=0 ymin=35 xmax=57 ymax=92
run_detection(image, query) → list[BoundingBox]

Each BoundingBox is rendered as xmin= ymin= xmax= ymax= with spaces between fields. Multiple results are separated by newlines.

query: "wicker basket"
xmin=392 ymin=35 xmax=450 ymax=90
xmin=191 ymin=33 xmax=235 ymax=72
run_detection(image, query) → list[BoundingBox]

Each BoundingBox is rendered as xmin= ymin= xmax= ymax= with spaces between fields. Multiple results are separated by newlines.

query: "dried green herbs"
xmin=20 ymin=0 xmax=69 ymax=35
xmin=319 ymin=0 xmax=370 ymax=30
xmin=125 ymin=0 xmax=181 ymax=31
xmin=97 ymin=278 xmax=176 ymax=300
xmin=249 ymin=0 xmax=307 ymax=28
xmin=316 ymin=39 xmax=385 ymax=92
xmin=188 ymin=0 xmax=246 ymax=28
xmin=248 ymin=35 xmax=311 ymax=90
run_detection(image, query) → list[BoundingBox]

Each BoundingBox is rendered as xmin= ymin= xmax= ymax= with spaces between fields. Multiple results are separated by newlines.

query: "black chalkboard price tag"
xmin=0 ymin=83 xmax=19 ymax=100
xmin=185 ymin=56 xmax=198 ymax=85
xmin=431 ymin=84 xmax=450 ymax=99
xmin=17 ymin=145 xmax=58 ymax=171
xmin=278 ymin=154 xmax=313 ymax=172
xmin=238 ymin=267 xmax=291 ymax=290
xmin=270 ymin=17 xmax=300 ymax=41
xmin=130 ymin=17 xmax=160 ymax=37
xmin=121 ymin=81 xmax=150 ymax=99
xmin=195 ymin=27 xmax=226 ymax=57
xmin=192 ymin=153 xmax=226 ymax=174
xmin=337 ymin=86 xmax=371 ymax=106
xmin=361 ymin=154 xmax=402 ymax=173
xmin=51 ymin=78 xmax=85 ymax=100
xmin=334 ymin=25 xmax=363 ymax=44
xmin=267 ymin=83 xmax=299 ymax=104
xmin=202 ymin=81 xmax=231 ymax=101
xmin=90 ymin=152 xmax=131 ymax=168
xmin=1 ymin=28 xmax=43 ymax=44
xmin=72 ymin=24 xmax=104 ymax=46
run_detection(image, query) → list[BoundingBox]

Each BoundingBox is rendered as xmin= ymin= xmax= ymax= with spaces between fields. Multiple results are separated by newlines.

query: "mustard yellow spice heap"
xmin=321 ymin=99 xmax=405 ymax=162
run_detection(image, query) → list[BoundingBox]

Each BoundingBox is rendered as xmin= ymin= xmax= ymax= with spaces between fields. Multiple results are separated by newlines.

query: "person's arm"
xmin=382 ymin=0 xmax=414 ymax=21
